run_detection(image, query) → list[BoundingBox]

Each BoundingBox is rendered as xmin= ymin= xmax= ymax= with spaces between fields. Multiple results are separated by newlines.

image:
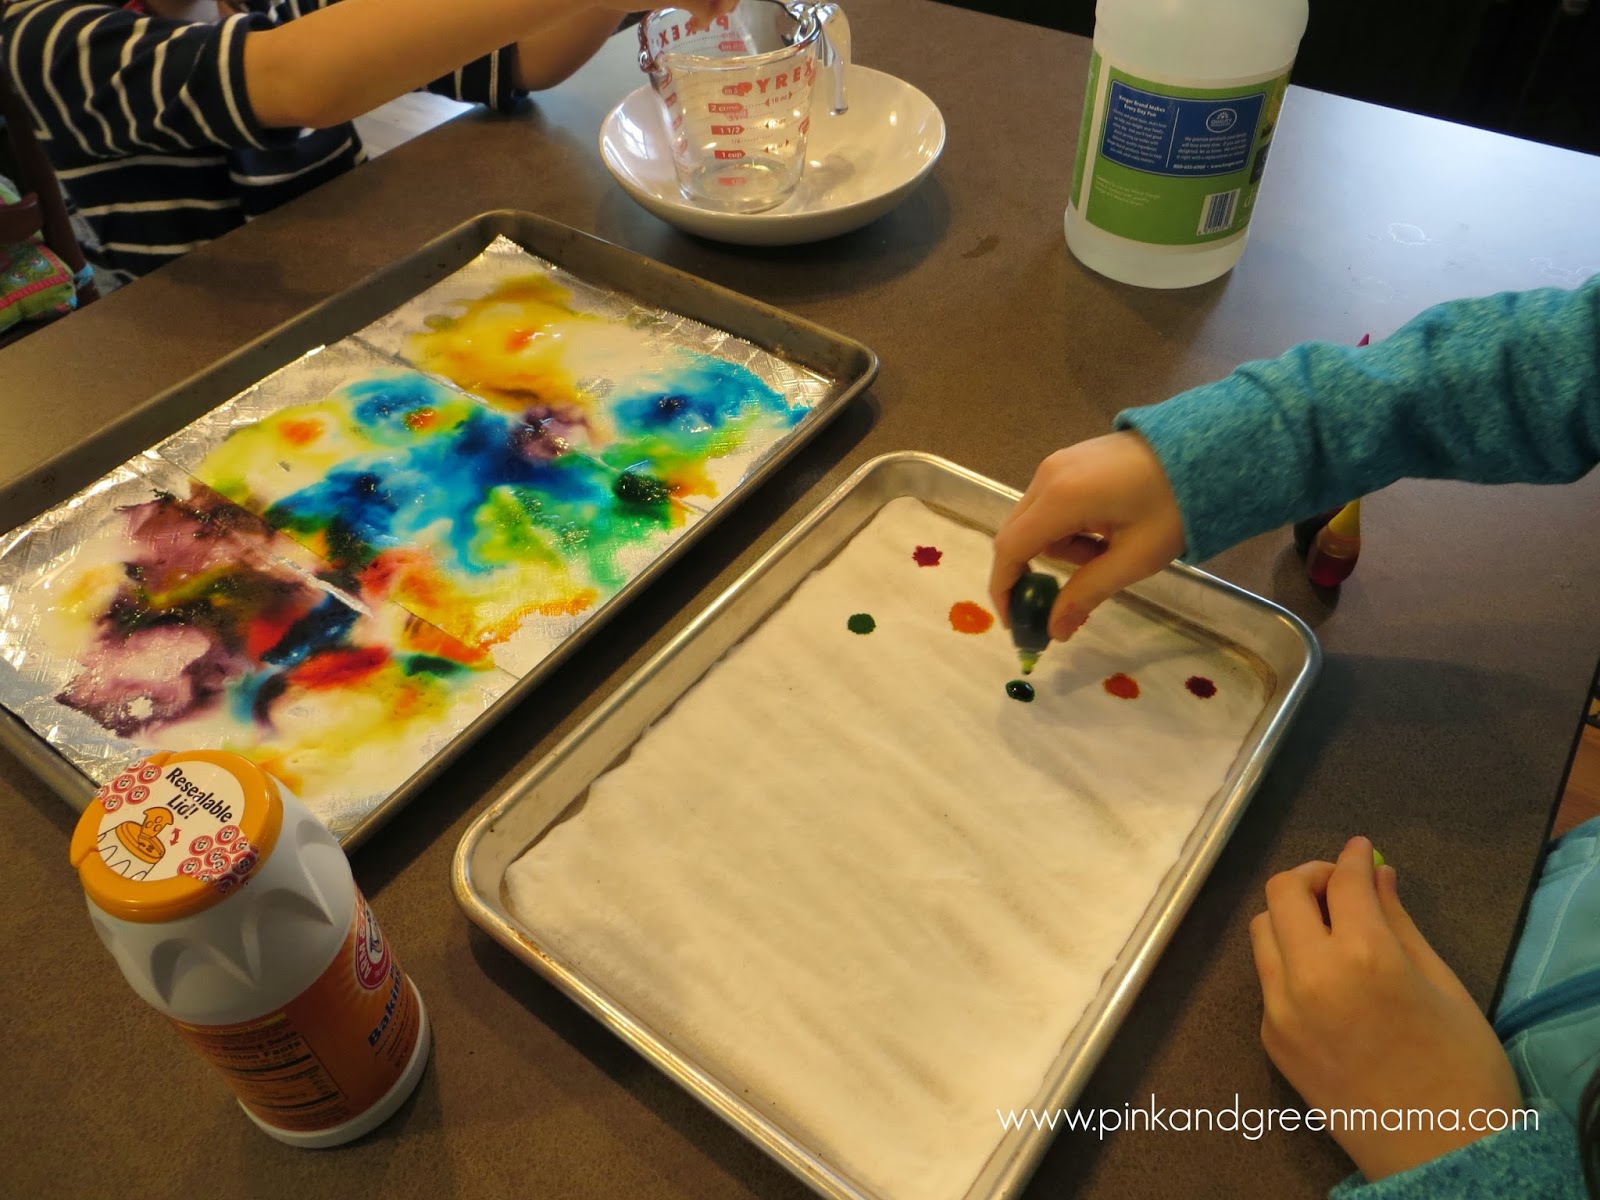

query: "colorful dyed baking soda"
xmin=1007 ymin=571 xmax=1059 ymax=675
xmin=69 ymin=751 xmax=430 ymax=1147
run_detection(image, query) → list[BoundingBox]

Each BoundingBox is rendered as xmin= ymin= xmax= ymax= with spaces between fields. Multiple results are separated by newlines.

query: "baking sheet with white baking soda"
xmin=455 ymin=452 xmax=1319 ymax=1200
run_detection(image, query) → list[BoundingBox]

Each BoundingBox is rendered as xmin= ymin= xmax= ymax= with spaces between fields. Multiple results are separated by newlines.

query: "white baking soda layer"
xmin=506 ymin=497 xmax=1265 ymax=1200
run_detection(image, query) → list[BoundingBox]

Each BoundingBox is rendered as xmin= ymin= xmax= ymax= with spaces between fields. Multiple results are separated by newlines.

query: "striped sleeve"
xmin=261 ymin=0 xmax=523 ymax=112
xmin=2 ymin=0 xmax=300 ymax=160
xmin=424 ymin=45 xmax=526 ymax=113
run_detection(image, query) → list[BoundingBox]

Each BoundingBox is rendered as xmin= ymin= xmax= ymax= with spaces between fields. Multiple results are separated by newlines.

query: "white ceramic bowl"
xmin=599 ymin=66 xmax=946 ymax=246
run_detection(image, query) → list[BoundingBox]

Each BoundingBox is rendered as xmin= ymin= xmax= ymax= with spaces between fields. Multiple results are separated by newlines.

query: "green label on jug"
xmin=1070 ymin=52 xmax=1289 ymax=247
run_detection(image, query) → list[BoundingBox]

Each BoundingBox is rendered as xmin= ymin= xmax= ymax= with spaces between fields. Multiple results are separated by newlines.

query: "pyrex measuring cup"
xmin=639 ymin=0 xmax=849 ymax=214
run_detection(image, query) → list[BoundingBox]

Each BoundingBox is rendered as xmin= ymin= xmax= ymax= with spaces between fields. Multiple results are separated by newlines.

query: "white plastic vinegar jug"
xmin=1066 ymin=0 xmax=1308 ymax=288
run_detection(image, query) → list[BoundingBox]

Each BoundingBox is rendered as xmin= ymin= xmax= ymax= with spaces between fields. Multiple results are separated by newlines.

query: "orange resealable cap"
xmin=69 ymin=751 xmax=284 ymax=924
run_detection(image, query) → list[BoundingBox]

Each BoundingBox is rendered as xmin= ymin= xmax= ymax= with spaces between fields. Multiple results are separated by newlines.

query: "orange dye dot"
xmin=506 ymin=329 xmax=538 ymax=352
xmin=948 ymin=601 xmax=994 ymax=634
xmin=279 ymin=418 xmax=323 ymax=447
xmin=403 ymin=407 xmax=438 ymax=432
xmin=1103 ymin=672 xmax=1140 ymax=700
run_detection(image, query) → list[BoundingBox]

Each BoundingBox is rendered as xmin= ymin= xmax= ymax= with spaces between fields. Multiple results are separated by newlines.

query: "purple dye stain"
xmin=53 ymin=487 xmax=486 ymax=740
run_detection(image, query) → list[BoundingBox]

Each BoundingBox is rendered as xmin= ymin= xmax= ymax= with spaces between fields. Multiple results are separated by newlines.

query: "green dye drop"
xmin=613 ymin=470 xmax=670 ymax=507
xmin=1005 ymin=680 xmax=1035 ymax=702
xmin=847 ymin=613 xmax=876 ymax=635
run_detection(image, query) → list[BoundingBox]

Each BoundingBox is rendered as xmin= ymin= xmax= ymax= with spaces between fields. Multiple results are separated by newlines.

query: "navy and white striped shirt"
xmin=3 ymin=0 xmax=523 ymax=278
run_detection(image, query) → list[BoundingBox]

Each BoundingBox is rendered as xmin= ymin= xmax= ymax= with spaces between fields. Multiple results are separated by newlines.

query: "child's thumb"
xmin=1048 ymin=533 xmax=1171 ymax=640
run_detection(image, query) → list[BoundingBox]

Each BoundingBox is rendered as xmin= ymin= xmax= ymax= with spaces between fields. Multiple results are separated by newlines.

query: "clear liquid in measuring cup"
xmin=672 ymin=66 xmax=815 ymax=212
xmin=682 ymin=157 xmax=800 ymax=212
xmin=642 ymin=4 xmax=822 ymax=214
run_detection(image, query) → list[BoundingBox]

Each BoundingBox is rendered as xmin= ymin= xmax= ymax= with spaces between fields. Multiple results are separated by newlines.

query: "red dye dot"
xmin=912 ymin=545 xmax=943 ymax=567
xmin=506 ymin=329 xmax=538 ymax=352
xmin=1185 ymin=675 xmax=1218 ymax=699
xmin=289 ymin=647 xmax=390 ymax=689
xmin=948 ymin=601 xmax=994 ymax=634
xmin=1103 ymin=673 xmax=1140 ymax=700
xmin=403 ymin=406 xmax=438 ymax=432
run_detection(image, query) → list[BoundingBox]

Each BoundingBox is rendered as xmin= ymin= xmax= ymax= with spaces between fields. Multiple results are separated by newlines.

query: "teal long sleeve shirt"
xmin=1115 ymin=275 xmax=1599 ymax=1199
xmin=1116 ymin=274 xmax=1600 ymax=564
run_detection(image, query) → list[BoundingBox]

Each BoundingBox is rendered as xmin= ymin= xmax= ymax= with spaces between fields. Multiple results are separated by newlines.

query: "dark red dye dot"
xmin=912 ymin=546 xmax=942 ymax=567
xmin=1185 ymin=675 xmax=1217 ymax=699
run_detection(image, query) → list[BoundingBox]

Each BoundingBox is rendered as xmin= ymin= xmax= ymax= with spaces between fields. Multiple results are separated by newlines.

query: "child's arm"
xmin=2 ymin=0 xmax=730 ymax=160
xmin=1120 ymin=274 xmax=1600 ymax=564
xmin=3 ymin=1 xmax=275 ymax=158
xmin=510 ymin=8 xmax=633 ymax=91
xmin=242 ymin=0 xmax=730 ymax=129
xmin=989 ymin=276 xmax=1600 ymax=640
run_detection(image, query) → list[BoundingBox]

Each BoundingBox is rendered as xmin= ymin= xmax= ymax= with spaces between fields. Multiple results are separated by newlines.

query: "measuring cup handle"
xmin=816 ymin=3 xmax=850 ymax=115
xmin=636 ymin=22 xmax=666 ymax=81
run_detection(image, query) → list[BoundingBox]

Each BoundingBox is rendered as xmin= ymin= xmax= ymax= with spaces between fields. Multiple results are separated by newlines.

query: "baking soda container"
xmin=1065 ymin=0 xmax=1308 ymax=288
xmin=69 ymin=750 xmax=430 ymax=1147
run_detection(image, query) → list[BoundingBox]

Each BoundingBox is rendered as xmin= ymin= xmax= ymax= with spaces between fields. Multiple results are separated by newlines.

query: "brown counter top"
xmin=4 ymin=2 xmax=1598 ymax=1196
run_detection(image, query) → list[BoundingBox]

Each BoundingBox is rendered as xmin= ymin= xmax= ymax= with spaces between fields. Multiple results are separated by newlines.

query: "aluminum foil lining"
xmin=0 ymin=236 xmax=830 ymax=838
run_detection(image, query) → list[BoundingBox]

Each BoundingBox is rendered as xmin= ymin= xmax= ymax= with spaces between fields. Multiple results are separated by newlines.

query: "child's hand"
xmin=1250 ymin=837 xmax=1524 ymax=1181
xmin=988 ymin=432 xmax=1184 ymax=641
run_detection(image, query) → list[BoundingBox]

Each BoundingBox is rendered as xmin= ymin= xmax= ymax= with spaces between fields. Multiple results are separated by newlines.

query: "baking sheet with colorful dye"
xmin=502 ymin=497 xmax=1270 ymax=1200
xmin=0 ymin=237 xmax=836 ymax=837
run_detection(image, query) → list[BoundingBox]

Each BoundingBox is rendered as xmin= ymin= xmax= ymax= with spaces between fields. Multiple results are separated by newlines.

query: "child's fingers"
xmin=988 ymin=494 xmax=1041 ymax=626
xmin=989 ymin=500 xmax=1082 ymax=623
xmin=1046 ymin=525 xmax=1172 ymax=641
xmin=1249 ymin=909 xmax=1284 ymax=993
xmin=1325 ymin=836 xmax=1386 ymax=934
xmin=1263 ymin=860 xmax=1338 ymax=967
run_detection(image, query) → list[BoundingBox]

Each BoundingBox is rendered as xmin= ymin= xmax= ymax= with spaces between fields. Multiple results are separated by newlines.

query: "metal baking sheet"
xmin=453 ymin=451 xmax=1320 ymax=1200
xmin=0 ymin=212 xmax=877 ymax=848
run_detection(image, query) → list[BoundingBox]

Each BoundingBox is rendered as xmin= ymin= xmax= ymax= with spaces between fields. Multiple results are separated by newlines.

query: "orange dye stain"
xmin=948 ymin=601 xmax=995 ymax=634
xmin=506 ymin=329 xmax=538 ymax=352
xmin=400 ymin=618 xmax=493 ymax=670
xmin=279 ymin=419 xmax=323 ymax=447
xmin=390 ymin=683 xmax=424 ymax=720
xmin=403 ymin=407 xmax=438 ymax=432
xmin=468 ymin=590 xmax=603 ymax=652
xmin=529 ymin=591 xmax=600 ymax=619
xmin=1103 ymin=673 xmax=1140 ymax=700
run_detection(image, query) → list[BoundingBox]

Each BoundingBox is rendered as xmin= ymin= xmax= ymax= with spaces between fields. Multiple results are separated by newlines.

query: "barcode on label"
xmin=1197 ymin=188 xmax=1241 ymax=236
